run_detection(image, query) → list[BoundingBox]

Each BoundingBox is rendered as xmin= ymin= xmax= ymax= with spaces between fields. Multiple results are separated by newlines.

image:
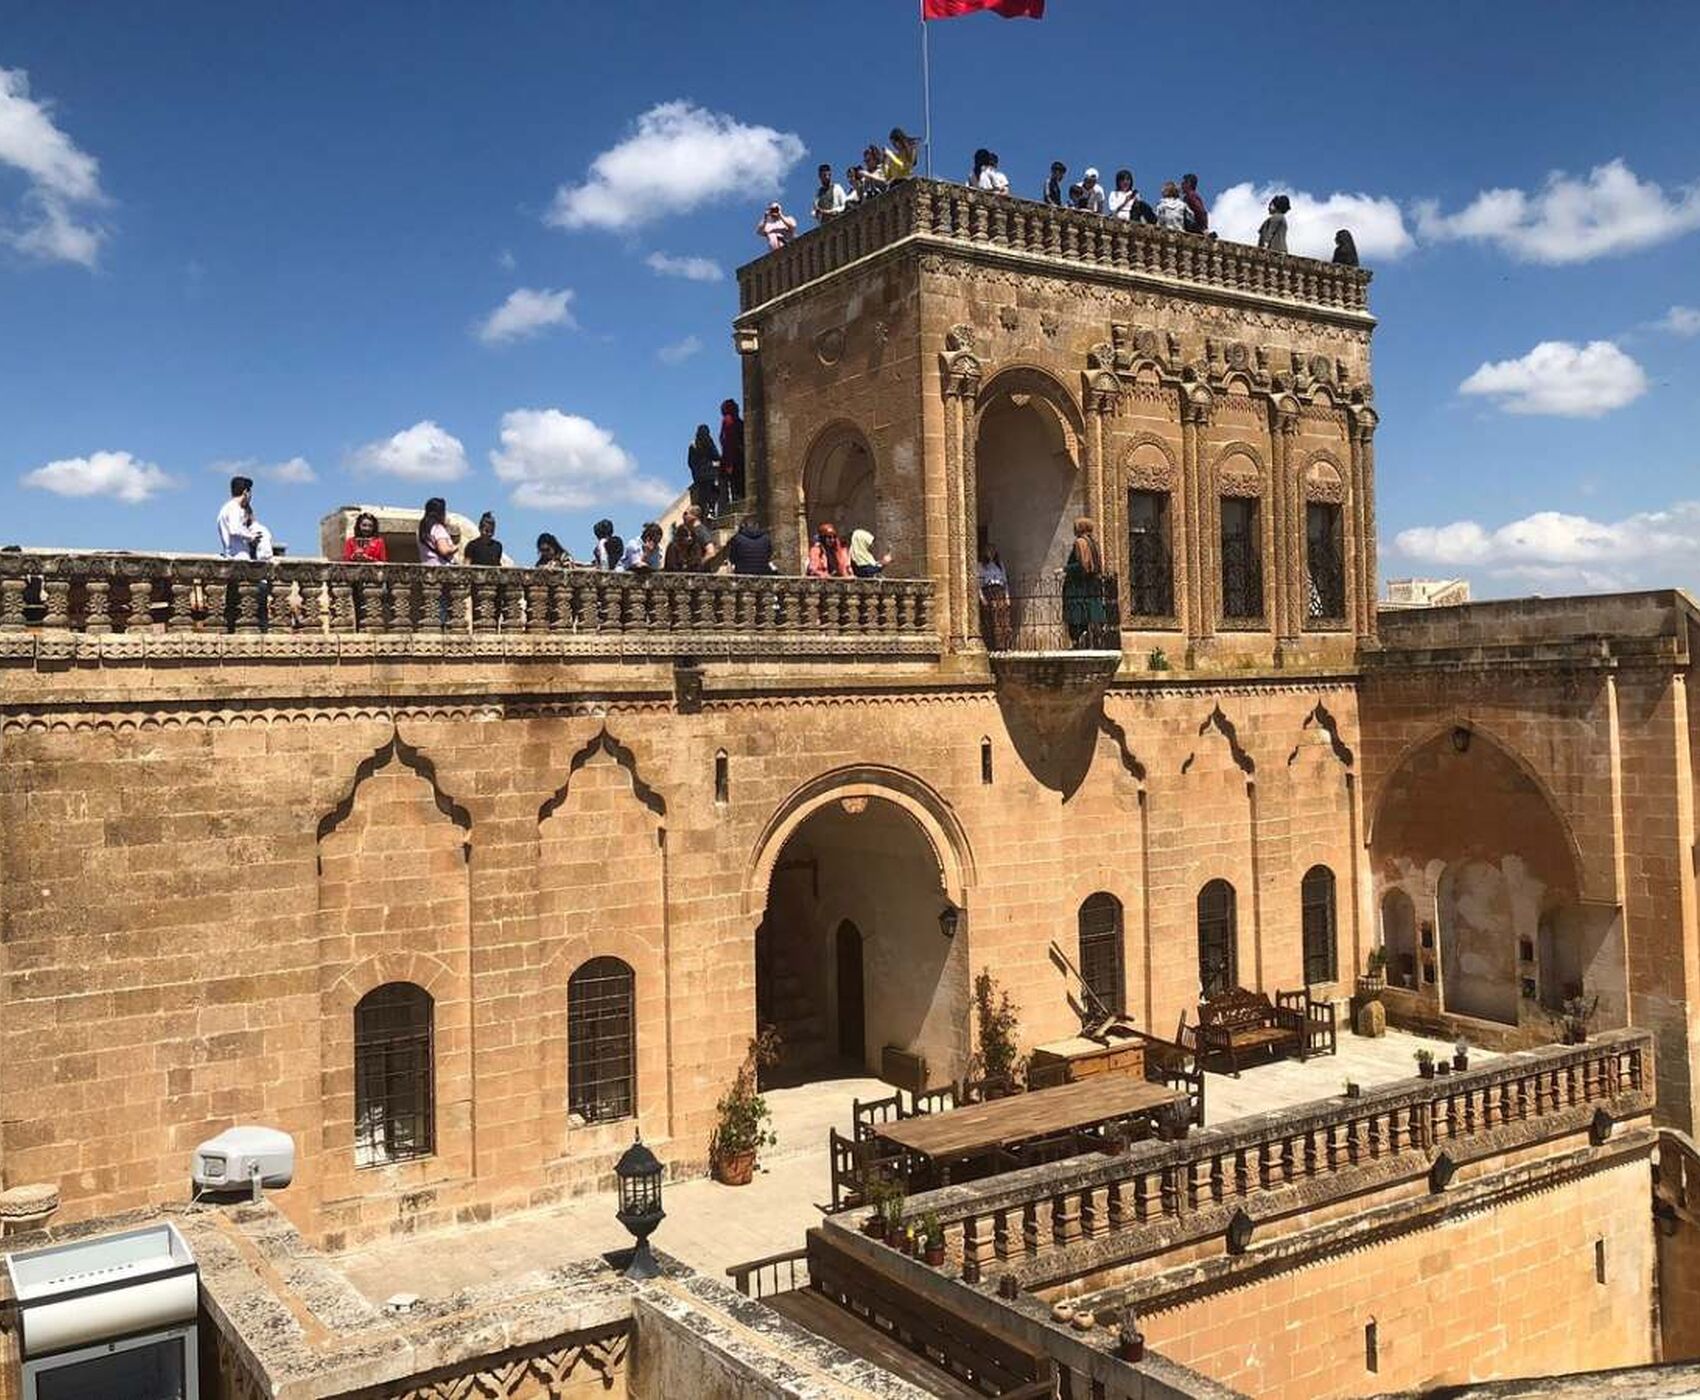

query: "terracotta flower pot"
xmin=924 ymin=1244 xmax=945 ymax=1267
xmin=712 ymin=1149 xmax=756 ymax=1186
xmin=1453 ymin=1053 xmax=1469 ymax=1072
xmin=865 ymin=1214 xmax=886 ymax=1240
xmin=1417 ymin=1062 xmax=1435 ymax=1080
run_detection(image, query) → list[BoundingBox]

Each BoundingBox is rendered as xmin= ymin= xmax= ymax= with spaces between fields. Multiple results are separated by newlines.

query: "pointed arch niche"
xmin=316 ymin=730 xmax=473 ymax=1201
xmin=536 ymin=729 xmax=672 ymax=1161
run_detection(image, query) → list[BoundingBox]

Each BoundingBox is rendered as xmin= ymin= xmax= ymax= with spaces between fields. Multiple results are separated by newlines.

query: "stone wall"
xmin=0 ymin=657 xmax=1363 ymax=1243
xmin=1143 ymin=1151 xmax=1655 ymax=1397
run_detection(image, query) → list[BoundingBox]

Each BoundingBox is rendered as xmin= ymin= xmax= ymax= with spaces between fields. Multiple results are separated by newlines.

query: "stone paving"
xmin=336 ymin=1030 xmax=1487 ymax=1305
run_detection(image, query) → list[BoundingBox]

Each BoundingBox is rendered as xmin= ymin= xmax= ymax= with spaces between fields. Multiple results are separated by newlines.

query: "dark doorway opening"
xmin=836 ymin=921 xmax=866 ymax=1062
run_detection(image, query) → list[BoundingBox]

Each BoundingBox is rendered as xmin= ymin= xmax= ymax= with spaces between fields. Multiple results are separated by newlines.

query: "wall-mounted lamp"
xmin=1451 ymin=726 xmax=1472 ymax=754
xmin=1428 ymin=1151 xmax=1457 ymax=1194
xmin=939 ymin=903 xmax=961 ymax=940
xmin=1226 ymin=1207 xmax=1255 ymax=1255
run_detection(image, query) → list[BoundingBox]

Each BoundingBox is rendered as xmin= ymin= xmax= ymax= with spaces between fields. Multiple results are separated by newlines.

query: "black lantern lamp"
xmin=939 ymin=903 xmax=961 ymax=939
xmin=614 ymin=1131 xmax=665 ymax=1280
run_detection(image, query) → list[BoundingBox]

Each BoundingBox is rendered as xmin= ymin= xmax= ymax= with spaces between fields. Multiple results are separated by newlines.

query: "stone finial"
xmin=0 ymin=1182 xmax=61 ymax=1236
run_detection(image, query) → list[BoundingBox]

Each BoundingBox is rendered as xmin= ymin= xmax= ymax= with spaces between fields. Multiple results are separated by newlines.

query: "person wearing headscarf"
xmin=807 ymin=522 xmax=852 ymax=577
xmin=1062 ymin=517 xmax=1110 ymax=648
xmin=342 ymin=511 xmax=388 ymax=563
xmin=1332 ymin=229 xmax=1360 ymax=266
xmin=688 ymin=423 xmax=721 ymax=518
xmin=1258 ymin=195 xmax=1291 ymax=254
xmin=719 ymin=398 xmax=745 ymax=507
xmin=848 ymin=529 xmax=892 ymax=578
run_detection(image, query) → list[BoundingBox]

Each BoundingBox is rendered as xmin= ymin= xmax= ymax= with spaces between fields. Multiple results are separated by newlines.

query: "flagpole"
xmin=920 ymin=3 xmax=933 ymax=178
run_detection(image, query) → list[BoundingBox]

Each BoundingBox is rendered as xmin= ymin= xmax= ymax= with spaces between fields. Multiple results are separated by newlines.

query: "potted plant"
xmin=879 ymin=1188 xmax=906 ymax=1248
xmin=709 ymin=1029 xmax=780 ymax=1186
xmin=1414 ymin=1048 xmax=1435 ymax=1080
xmin=1343 ymin=1078 xmax=1361 ymax=1100
xmin=1557 ymin=993 xmax=1599 ymax=1045
xmin=921 ymin=1210 xmax=946 ymax=1267
xmin=1357 ymin=947 xmax=1388 ymax=1000
xmin=1116 ymin=1305 xmax=1146 ymax=1363
xmin=1452 ymin=1039 xmax=1470 ymax=1072
xmin=1147 ymin=647 xmax=1170 ymax=672
xmin=864 ymin=1175 xmax=896 ymax=1239
xmin=974 ymin=968 xmax=1026 ymax=1085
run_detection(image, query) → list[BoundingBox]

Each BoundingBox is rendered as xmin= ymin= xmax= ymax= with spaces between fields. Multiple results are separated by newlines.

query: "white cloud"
xmin=1416 ymin=159 xmax=1700 ymax=264
xmin=657 ymin=334 xmax=703 ymax=365
xmin=352 ymin=420 xmax=469 ymax=481
xmin=646 ymin=251 xmax=725 ymax=282
xmin=475 ymin=287 xmax=577 ymax=345
xmin=1212 ymin=181 xmax=1412 ymax=261
xmin=489 ymin=408 xmax=673 ymax=511
xmin=23 ymin=450 xmax=178 ymax=504
xmin=1458 ymin=340 xmax=1647 ymax=418
xmin=213 ymin=456 xmax=317 ymax=486
xmin=1394 ymin=501 xmax=1700 ymax=595
xmin=496 ymin=248 xmax=516 ymax=271
xmin=1657 ymin=305 xmax=1700 ymax=337
xmin=547 ymin=101 xmax=805 ymax=233
xmin=0 ymin=67 xmax=107 ymax=267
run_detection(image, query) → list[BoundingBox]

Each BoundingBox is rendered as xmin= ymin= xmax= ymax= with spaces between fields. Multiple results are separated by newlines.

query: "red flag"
xmin=923 ymin=0 xmax=1044 ymax=18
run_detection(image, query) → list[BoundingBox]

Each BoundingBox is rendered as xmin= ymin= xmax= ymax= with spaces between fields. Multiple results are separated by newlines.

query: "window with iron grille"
xmin=1126 ymin=489 xmax=1175 ymax=619
xmin=1306 ymin=503 xmax=1347 ymax=623
xmin=1077 ymin=893 xmax=1126 ymax=1017
xmin=1302 ymin=865 xmax=1338 ymax=984
xmin=354 ymin=982 xmax=435 ymax=1167
xmin=1220 ymin=498 xmax=1263 ymax=621
xmin=568 ymin=957 xmax=636 ymax=1124
xmin=1197 ymin=880 xmax=1238 ymax=998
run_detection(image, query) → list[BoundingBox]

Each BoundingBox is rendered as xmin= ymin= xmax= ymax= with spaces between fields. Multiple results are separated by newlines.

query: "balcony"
xmin=737 ymin=178 xmax=1374 ymax=319
xmin=0 ymin=551 xmax=938 ymax=664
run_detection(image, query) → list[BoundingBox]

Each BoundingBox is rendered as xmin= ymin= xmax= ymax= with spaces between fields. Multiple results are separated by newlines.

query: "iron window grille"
xmin=1219 ymin=499 xmax=1263 ymax=621
xmin=569 ymin=957 xmax=637 ymax=1125
xmin=1126 ymin=490 xmax=1175 ymax=620
xmin=1302 ymin=865 xmax=1338 ymax=984
xmin=1197 ymin=880 xmax=1239 ymax=998
xmin=1306 ymin=503 xmax=1347 ymax=624
xmin=1077 ymin=893 xmax=1126 ymax=1017
xmin=354 ymin=983 xmax=435 ymax=1167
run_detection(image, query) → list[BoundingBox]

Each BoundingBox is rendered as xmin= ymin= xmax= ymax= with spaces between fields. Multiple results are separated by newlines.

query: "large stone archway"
xmin=1369 ymin=724 xmax=1623 ymax=1039
xmin=748 ymin=774 xmax=972 ymax=1089
xmin=973 ymin=370 xmax=1085 ymax=607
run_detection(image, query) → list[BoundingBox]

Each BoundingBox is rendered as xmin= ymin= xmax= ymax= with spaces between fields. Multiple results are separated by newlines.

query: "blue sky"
xmin=3 ymin=1 xmax=1698 ymax=595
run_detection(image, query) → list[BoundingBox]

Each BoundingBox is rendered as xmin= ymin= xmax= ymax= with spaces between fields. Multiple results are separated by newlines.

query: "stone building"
xmin=2 ymin=178 xmax=1699 ymax=1311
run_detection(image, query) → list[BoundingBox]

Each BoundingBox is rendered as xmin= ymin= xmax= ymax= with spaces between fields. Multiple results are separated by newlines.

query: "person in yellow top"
xmin=880 ymin=127 xmax=919 ymax=183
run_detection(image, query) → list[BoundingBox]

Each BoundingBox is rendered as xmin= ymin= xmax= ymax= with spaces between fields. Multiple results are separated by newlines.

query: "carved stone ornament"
xmin=1309 ymin=353 xmax=1334 ymax=383
xmin=814 ymin=326 xmax=846 ymax=366
xmin=1087 ymin=341 xmax=1116 ymax=372
xmin=1040 ymin=311 xmax=1061 ymax=338
xmin=1226 ymin=341 xmax=1251 ymax=371
xmin=945 ymin=323 xmax=978 ymax=355
xmin=733 ymin=326 xmax=759 ymax=355
xmin=1084 ymin=370 xmax=1124 ymax=416
xmin=1135 ymin=327 xmax=1162 ymax=361
xmin=999 ymin=305 xmax=1020 ymax=331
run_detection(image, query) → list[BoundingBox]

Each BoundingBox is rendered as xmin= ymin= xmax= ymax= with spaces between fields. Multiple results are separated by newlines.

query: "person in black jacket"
xmin=725 ymin=517 xmax=775 ymax=575
xmin=688 ymin=424 xmax=721 ymax=518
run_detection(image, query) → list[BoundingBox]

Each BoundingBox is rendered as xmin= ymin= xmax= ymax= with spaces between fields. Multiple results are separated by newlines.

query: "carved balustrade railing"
xmin=738 ymin=179 xmax=1373 ymax=315
xmin=875 ymin=1030 xmax=1650 ymax=1288
xmin=0 ymin=551 xmax=938 ymax=659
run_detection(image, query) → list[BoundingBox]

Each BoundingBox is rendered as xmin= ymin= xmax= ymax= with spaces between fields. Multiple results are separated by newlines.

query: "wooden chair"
xmin=906 ymin=1084 xmax=958 ymax=1117
xmin=958 ymin=1072 xmax=1019 ymax=1104
xmin=1277 ymin=988 xmax=1339 ymax=1059
xmin=1197 ymin=986 xmax=1305 ymax=1077
xmin=852 ymin=1091 xmax=906 ymax=1142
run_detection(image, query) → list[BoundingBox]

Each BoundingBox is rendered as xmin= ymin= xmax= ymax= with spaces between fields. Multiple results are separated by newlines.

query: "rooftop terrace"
xmin=737 ymin=178 xmax=1375 ymax=321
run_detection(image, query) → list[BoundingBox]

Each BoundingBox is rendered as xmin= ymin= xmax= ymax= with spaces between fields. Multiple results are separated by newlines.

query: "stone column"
xmin=1086 ymin=379 xmax=1124 ymax=621
xmin=1181 ymin=390 xmax=1215 ymax=643
xmin=1349 ymin=404 xmax=1380 ymax=642
xmin=1270 ymin=403 xmax=1301 ymax=644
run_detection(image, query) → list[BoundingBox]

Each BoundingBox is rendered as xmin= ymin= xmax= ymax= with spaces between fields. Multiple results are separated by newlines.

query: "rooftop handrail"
xmin=0 ymin=548 xmax=936 ymax=651
xmin=872 ymin=1029 xmax=1650 ymax=1284
xmin=738 ymin=178 xmax=1373 ymax=316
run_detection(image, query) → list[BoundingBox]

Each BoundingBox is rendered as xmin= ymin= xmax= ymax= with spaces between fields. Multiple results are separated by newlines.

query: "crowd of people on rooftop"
xmin=757 ymin=135 xmax=1361 ymax=267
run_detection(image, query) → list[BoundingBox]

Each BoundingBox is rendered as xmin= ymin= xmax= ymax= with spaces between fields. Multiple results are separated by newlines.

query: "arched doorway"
xmin=1380 ymin=889 xmax=1418 ymax=991
xmin=755 ymin=794 xmax=968 ymax=1087
xmin=800 ymin=426 xmax=875 ymax=561
xmin=975 ymin=375 xmax=1084 ymax=626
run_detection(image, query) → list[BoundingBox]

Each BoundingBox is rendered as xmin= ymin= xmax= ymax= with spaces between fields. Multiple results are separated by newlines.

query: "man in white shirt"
xmin=1080 ymin=168 xmax=1106 ymax=215
xmin=812 ymin=164 xmax=846 ymax=222
xmin=975 ymin=150 xmax=1010 ymax=194
xmin=215 ymin=474 xmax=271 ymax=631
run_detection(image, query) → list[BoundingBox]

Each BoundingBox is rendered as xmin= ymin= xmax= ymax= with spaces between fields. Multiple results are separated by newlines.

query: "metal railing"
xmin=1125 ymin=531 xmax=1175 ymax=621
xmin=982 ymin=573 xmax=1121 ymax=653
xmin=0 ymin=550 xmax=938 ymax=660
xmin=1306 ymin=534 xmax=1348 ymax=625
xmin=738 ymin=179 xmax=1374 ymax=316
xmin=726 ymin=1247 xmax=810 ymax=1300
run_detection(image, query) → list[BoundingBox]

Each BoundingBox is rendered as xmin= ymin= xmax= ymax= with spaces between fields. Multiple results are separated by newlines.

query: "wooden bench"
xmin=1197 ymin=987 xmax=1305 ymax=1077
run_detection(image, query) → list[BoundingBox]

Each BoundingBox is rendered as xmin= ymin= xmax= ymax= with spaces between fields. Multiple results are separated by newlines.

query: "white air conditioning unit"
xmin=192 ymin=1125 xmax=294 ymax=1195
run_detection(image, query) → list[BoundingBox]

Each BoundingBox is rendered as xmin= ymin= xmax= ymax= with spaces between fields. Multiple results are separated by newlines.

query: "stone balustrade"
xmin=737 ymin=178 xmax=1373 ymax=316
xmin=0 ymin=550 xmax=938 ymax=662
xmin=886 ymin=1030 xmax=1651 ymax=1289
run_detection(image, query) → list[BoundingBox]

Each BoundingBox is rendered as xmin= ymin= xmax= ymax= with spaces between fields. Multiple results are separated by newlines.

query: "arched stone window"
xmin=568 ymin=957 xmax=637 ymax=1124
xmin=1077 ymin=893 xmax=1126 ymax=1016
xmin=1197 ymin=880 xmax=1238 ymax=998
xmin=1301 ymin=865 xmax=1338 ymax=984
xmin=354 ymin=982 xmax=435 ymax=1166
xmin=1380 ymin=889 xmax=1417 ymax=989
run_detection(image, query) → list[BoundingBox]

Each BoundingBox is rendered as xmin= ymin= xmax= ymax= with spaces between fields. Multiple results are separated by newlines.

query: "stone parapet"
xmin=0 ymin=550 xmax=938 ymax=663
xmin=737 ymin=180 xmax=1374 ymax=322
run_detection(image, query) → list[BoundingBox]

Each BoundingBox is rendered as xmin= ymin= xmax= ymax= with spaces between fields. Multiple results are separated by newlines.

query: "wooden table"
xmin=873 ymin=1075 xmax=1185 ymax=1163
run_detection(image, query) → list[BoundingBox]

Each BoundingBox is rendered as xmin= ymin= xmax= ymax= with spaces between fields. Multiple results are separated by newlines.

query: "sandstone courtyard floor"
xmin=335 ymin=1026 xmax=1487 ymax=1308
